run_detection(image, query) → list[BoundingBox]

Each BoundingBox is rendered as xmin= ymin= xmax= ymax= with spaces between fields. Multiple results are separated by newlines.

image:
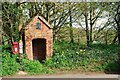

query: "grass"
xmin=1 ymin=40 xmax=120 ymax=76
xmin=45 ymin=40 xmax=120 ymax=73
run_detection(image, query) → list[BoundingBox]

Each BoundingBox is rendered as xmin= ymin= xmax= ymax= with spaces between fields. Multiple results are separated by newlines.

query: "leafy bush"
xmin=22 ymin=58 xmax=54 ymax=74
xmin=84 ymin=44 xmax=120 ymax=71
xmin=2 ymin=45 xmax=12 ymax=53
xmin=45 ymin=40 xmax=87 ymax=70
xmin=0 ymin=53 xmax=2 ymax=76
xmin=1 ymin=41 xmax=119 ymax=76
xmin=105 ymin=61 xmax=120 ymax=72
xmin=1 ymin=51 xmax=20 ymax=76
xmin=45 ymin=40 xmax=120 ymax=72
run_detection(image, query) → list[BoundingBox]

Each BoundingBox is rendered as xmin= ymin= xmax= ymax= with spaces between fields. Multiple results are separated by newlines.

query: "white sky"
xmin=72 ymin=11 xmax=109 ymax=29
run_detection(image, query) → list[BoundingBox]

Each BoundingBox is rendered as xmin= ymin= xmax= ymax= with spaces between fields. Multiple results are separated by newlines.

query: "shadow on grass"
xmin=91 ymin=44 xmax=120 ymax=74
xmin=104 ymin=61 xmax=120 ymax=74
xmin=104 ymin=45 xmax=120 ymax=74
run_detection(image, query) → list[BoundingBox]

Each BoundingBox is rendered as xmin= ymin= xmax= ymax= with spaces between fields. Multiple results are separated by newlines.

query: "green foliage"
xmin=105 ymin=61 xmax=120 ymax=72
xmin=2 ymin=45 xmax=12 ymax=53
xmin=22 ymin=58 xmax=54 ymax=74
xmin=0 ymin=52 xmax=2 ymax=76
xmin=45 ymin=40 xmax=120 ymax=72
xmin=1 ymin=41 xmax=119 ymax=76
xmin=1 ymin=45 xmax=54 ymax=76
xmin=45 ymin=40 xmax=86 ymax=70
xmin=1 ymin=51 xmax=20 ymax=76
xmin=2 ymin=2 xmax=23 ymax=42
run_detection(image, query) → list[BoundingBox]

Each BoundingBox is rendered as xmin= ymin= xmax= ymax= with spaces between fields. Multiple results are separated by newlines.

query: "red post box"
xmin=13 ymin=42 xmax=19 ymax=54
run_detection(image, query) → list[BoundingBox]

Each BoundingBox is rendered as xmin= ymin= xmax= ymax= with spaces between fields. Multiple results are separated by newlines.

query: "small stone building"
xmin=22 ymin=15 xmax=53 ymax=61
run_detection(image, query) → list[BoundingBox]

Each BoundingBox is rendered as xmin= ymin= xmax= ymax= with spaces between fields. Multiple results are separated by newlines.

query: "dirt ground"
xmin=2 ymin=70 xmax=120 ymax=78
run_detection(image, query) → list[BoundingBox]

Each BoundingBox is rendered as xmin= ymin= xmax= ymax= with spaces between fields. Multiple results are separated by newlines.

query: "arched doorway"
xmin=32 ymin=38 xmax=46 ymax=61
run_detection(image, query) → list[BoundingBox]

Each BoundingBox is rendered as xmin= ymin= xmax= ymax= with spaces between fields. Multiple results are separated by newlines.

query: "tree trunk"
xmin=112 ymin=34 xmax=117 ymax=44
xmin=84 ymin=13 xmax=90 ymax=46
xmin=22 ymin=31 xmax=25 ymax=53
xmin=115 ymin=5 xmax=120 ymax=44
xmin=118 ymin=27 xmax=120 ymax=44
xmin=2 ymin=35 xmax=4 ymax=45
xmin=105 ymin=32 xmax=108 ymax=45
xmin=69 ymin=6 xmax=74 ymax=43
xmin=89 ymin=6 xmax=93 ymax=44
xmin=45 ymin=3 xmax=49 ymax=21
xmin=29 ymin=6 xmax=34 ymax=18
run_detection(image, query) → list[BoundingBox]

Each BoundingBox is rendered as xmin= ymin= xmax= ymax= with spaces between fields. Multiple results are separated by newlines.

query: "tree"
xmin=50 ymin=3 xmax=70 ymax=40
xmin=2 ymin=2 xmax=23 ymax=45
xmin=69 ymin=2 xmax=74 ymax=43
xmin=80 ymin=3 xmax=90 ymax=46
xmin=115 ymin=4 xmax=120 ymax=44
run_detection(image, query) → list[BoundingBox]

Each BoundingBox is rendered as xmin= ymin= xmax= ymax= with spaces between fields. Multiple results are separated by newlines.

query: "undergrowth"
xmin=45 ymin=40 xmax=120 ymax=72
xmin=1 ymin=40 xmax=120 ymax=76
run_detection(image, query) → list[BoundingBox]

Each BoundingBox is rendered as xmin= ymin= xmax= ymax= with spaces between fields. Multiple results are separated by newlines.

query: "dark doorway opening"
xmin=32 ymin=38 xmax=46 ymax=61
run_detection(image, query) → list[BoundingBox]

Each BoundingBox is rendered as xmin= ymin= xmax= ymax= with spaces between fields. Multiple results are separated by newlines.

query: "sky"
xmin=72 ymin=10 xmax=110 ymax=30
